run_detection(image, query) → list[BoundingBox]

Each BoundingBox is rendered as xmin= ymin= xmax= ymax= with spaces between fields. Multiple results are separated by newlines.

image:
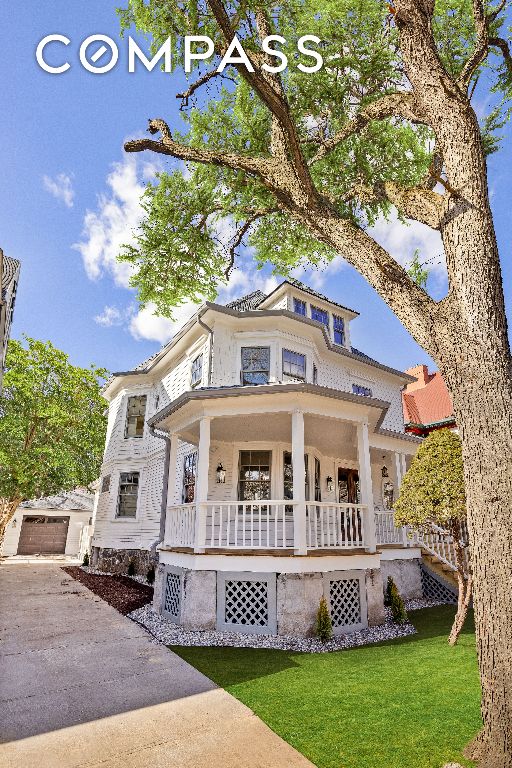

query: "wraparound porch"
xmin=151 ymin=386 xmax=417 ymax=556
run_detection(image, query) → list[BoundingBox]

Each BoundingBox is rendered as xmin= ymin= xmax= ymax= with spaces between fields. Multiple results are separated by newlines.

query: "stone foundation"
xmin=91 ymin=546 xmax=158 ymax=577
xmin=154 ymin=565 xmax=386 ymax=637
xmin=380 ymin=558 xmax=423 ymax=599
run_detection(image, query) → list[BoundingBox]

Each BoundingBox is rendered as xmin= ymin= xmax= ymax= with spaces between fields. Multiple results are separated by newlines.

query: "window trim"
xmin=310 ymin=305 xmax=329 ymax=327
xmin=190 ymin=353 xmax=203 ymax=389
xmin=282 ymin=348 xmax=306 ymax=382
xmin=115 ymin=471 xmax=140 ymax=520
xmin=293 ymin=297 xmax=307 ymax=316
xmin=352 ymin=383 xmax=373 ymax=398
xmin=124 ymin=394 xmax=147 ymax=440
xmin=240 ymin=346 xmax=271 ymax=386
xmin=238 ymin=449 xmax=272 ymax=501
xmin=333 ymin=314 xmax=345 ymax=346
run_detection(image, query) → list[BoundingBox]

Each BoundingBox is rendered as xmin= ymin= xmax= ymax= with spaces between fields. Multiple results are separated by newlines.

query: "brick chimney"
xmin=405 ymin=364 xmax=430 ymax=392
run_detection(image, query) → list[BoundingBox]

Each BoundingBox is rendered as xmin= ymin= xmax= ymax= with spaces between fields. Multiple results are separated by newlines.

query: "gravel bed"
xmin=128 ymin=604 xmax=416 ymax=653
xmin=81 ymin=565 xmax=154 ymax=587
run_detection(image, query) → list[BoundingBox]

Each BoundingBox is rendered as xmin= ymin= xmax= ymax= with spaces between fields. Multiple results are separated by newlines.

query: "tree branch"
xmin=125 ymin=118 xmax=272 ymax=178
xmin=224 ymin=207 xmax=279 ymax=277
xmin=489 ymin=36 xmax=512 ymax=75
xmin=310 ymin=92 xmax=427 ymax=163
xmin=458 ymin=0 xmax=488 ymax=87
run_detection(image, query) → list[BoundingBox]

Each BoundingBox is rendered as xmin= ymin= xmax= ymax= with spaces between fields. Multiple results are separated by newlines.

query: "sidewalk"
xmin=0 ymin=562 xmax=315 ymax=768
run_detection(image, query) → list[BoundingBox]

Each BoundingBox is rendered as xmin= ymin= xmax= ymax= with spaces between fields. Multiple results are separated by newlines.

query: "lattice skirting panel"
xmin=162 ymin=567 xmax=184 ymax=621
xmin=324 ymin=570 xmax=368 ymax=634
xmin=420 ymin=564 xmax=457 ymax=604
xmin=217 ymin=572 xmax=277 ymax=635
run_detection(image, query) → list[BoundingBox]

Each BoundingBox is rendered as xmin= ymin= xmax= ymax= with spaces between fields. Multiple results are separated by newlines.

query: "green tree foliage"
xmin=316 ymin=596 xmax=333 ymax=642
xmin=82 ymin=551 xmax=90 ymax=567
xmin=384 ymin=575 xmax=394 ymax=607
xmin=389 ymin=580 xmax=409 ymax=624
xmin=407 ymin=249 xmax=429 ymax=289
xmin=394 ymin=429 xmax=466 ymax=529
xmin=116 ymin=0 xmax=512 ymax=316
xmin=0 ymin=337 xmax=107 ymax=543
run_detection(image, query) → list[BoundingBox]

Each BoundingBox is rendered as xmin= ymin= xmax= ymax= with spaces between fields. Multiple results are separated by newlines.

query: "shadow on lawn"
xmin=174 ymin=606 xmax=476 ymax=687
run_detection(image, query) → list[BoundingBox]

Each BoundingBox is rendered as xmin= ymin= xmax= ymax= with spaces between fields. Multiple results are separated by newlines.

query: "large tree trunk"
xmin=0 ymin=497 xmax=23 ymax=553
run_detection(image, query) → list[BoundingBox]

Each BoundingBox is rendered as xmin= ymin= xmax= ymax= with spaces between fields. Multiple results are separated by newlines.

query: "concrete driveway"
xmin=0 ymin=561 xmax=314 ymax=768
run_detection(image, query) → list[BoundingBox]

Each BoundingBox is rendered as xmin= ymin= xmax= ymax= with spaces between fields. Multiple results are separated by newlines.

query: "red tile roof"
xmin=402 ymin=370 xmax=454 ymax=427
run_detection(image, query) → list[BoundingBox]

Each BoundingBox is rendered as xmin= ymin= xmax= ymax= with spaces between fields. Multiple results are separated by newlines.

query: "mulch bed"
xmin=62 ymin=567 xmax=154 ymax=615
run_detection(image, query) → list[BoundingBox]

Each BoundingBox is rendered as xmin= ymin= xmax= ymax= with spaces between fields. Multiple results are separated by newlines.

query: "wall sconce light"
xmin=326 ymin=475 xmax=334 ymax=492
xmin=216 ymin=463 xmax=226 ymax=484
xmin=12 ymin=518 xmax=18 ymax=528
xmin=381 ymin=464 xmax=389 ymax=478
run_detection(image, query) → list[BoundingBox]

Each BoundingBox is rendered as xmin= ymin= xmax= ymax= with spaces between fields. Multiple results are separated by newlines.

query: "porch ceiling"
xmin=178 ymin=411 xmax=358 ymax=459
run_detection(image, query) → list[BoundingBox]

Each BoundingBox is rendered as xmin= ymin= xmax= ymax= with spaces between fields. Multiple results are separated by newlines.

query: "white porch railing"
xmin=205 ymin=501 xmax=295 ymax=549
xmin=306 ymin=503 xmax=366 ymax=549
xmin=375 ymin=510 xmax=408 ymax=546
xmin=166 ymin=503 xmax=196 ymax=548
xmin=416 ymin=522 xmax=469 ymax=574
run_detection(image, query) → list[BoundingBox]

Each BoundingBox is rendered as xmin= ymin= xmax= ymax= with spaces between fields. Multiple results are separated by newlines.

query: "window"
xmin=241 ymin=347 xmax=270 ymax=386
xmin=314 ymin=457 xmax=321 ymax=502
xmin=182 ymin=452 xmax=198 ymax=503
xmin=116 ymin=472 xmax=139 ymax=518
xmin=313 ymin=364 xmax=318 ymax=385
xmin=124 ymin=395 xmax=147 ymax=438
xmin=282 ymin=349 xmax=306 ymax=382
xmin=238 ymin=450 xmax=271 ymax=500
xmin=190 ymin=354 xmax=203 ymax=388
xmin=154 ymin=394 xmax=160 ymax=411
xmin=293 ymin=298 xmax=307 ymax=316
xmin=283 ymin=452 xmax=310 ymax=501
xmin=352 ymin=383 xmax=373 ymax=397
xmin=311 ymin=305 xmax=329 ymax=326
xmin=333 ymin=315 xmax=345 ymax=346
xmin=101 ymin=475 xmax=111 ymax=493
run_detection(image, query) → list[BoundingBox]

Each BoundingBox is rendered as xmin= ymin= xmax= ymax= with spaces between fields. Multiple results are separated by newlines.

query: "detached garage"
xmin=1 ymin=489 xmax=94 ymax=558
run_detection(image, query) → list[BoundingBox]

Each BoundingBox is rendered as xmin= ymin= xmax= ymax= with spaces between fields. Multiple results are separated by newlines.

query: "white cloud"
xmin=368 ymin=212 xmax=446 ymax=293
xmin=94 ymin=305 xmax=126 ymax=327
xmin=73 ymin=155 xmax=162 ymax=288
xmin=43 ymin=172 xmax=75 ymax=208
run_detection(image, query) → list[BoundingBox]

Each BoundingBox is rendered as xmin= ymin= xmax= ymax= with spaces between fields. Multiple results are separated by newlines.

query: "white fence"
xmin=416 ymin=522 xmax=469 ymax=573
xmin=306 ymin=503 xmax=366 ymax=549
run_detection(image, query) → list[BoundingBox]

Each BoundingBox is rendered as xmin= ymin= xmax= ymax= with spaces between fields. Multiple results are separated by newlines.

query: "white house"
xmin=91 ymin=279 xmax=427 ymax=637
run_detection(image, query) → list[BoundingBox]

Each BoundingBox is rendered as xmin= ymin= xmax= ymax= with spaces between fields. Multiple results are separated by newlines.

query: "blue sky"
xmin=2 ymin=1 xmax=512 ymax=376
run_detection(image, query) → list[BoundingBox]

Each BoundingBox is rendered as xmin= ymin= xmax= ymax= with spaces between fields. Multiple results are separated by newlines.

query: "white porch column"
xmin=292 ymin=409 xmax=307 ymax=555
xmin=400 ymin=453 xmax=407 ymax=479
xmin=356 ymin=421 xmax=377 ymax=553
xmin=194 ymin=417 xmax=211 ymax=553
xmin=162 ymin=432 xmax=179 ymax=544
xmin=394 ymin=451 xmax=403 ymax=491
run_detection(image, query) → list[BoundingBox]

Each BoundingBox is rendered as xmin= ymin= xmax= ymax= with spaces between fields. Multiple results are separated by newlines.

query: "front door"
xmin=337 ymin=468 xmax=360 ymax=504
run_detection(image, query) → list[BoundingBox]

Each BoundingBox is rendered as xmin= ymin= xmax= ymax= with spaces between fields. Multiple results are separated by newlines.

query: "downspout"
xmin=149 ymin=425 xmax=171 ymax=545
xmin=198 ymin=312 xmax=214 ymax=385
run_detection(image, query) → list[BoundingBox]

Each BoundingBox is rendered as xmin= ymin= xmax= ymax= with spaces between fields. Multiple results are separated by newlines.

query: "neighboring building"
xmin=0 ymin=248 xmax=20 ymax=390
xmin=91 ymin=278 xmax=426 ymax=637
xmin=402 ymin=365 xmax=456 ymax=437
xmin=2 ymin=489 xmax=94 ymax=558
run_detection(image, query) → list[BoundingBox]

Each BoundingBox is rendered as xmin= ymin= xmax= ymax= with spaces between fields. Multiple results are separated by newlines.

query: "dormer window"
xmin=241 ymin=347 xmax=270 ymax=385
xmin=124 ymin=395 xmax=147 ymax=438
xmin=333 ymin=315 xmax=345 ymax=346
xmin=282 ymin=349 xmax=306 ymax=382
xmin=191 ymin=353 xmax=203 ymax=388
xmin=293 ymin=298 xmax=307 ymax=316
xmin=311 ymin=305 xmax=329 ymax=326
xmin=352 ymin=383 xmax=372 ymax=397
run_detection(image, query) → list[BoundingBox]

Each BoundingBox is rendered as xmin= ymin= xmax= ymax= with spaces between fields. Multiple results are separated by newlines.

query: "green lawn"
xmin=174 ymin=607 xmax=481 ymax=768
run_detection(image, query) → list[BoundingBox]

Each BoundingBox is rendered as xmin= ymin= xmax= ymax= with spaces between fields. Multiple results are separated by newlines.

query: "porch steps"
xmin=420 ymin=554 xmax=458 ymax=601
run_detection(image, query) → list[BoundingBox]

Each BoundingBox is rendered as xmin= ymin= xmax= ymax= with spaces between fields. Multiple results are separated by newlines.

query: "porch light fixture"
xmin=326 ymin=475 xmax=334 ymax=492
xmin=11 ymin=518 xmax=17 ymax=528
xmin=216 ymin=463 xmax=226 ymax=484
xmin=381 ymin=464 xmax=389 ymax=478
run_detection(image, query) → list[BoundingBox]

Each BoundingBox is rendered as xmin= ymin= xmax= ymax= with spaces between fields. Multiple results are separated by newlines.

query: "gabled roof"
xmin=20 ymin=488 xmax=95 ymax=512
xmin=260 ymin=278 xmax=359 ymax=317
xmin=226 ymin=289 xmax=266 ymax=311
xmin=402 ymin=371 xmax=454 ymax=427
